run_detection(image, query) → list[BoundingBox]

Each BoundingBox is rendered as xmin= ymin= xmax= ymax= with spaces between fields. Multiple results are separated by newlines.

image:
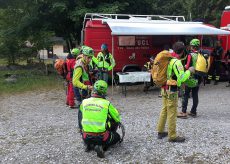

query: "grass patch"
xmin=0 ymin=58 xmax=54 ymax=66
xmin=0 ymin=58 xmax=8 ymax=66
xmin=0 ymin=68 xmax=64 ymax=96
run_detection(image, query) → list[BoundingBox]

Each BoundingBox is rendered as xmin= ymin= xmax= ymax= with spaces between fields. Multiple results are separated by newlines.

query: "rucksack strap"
xmin=168 ymin=59 xmax=179 ymax=79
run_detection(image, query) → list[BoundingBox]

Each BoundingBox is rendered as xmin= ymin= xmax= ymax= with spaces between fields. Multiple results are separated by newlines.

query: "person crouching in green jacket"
xmin=80 ymin=80 xmax=121 ymax=158
xmin=157 ymin=42 xmax=196 ymax=143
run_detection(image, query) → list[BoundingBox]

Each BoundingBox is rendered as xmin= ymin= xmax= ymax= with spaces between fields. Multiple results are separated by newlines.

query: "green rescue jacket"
xmin=167 ymin=58 xmax=191 ymax=87
xmin=96 ymin=52 xmax=115 ymax=71
xmin=72 ymin=58 xmax=90 ymax=90
xmin=80 ymin=97 xmax=120 ymax=133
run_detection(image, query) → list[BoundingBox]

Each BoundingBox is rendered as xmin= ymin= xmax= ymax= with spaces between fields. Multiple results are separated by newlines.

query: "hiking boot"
xmin=69 ymin=105 xmax=77 ymax=109
xmin=95 ymin=145 xmax=105 ymax=158
xmin=157 ymin=132 xmax=168 ymax=139
xmin=85 ymin=144 xmax=94 ymax=152
xmin=188 ymin=112 xmax=197 ymax=118
xmin=169 ymin=136 xmax=185 ymax=143
xmin=177 ymin=112 xmax=188 ymax=119
xmin=102 ymin=145 xmax=108 ymax=151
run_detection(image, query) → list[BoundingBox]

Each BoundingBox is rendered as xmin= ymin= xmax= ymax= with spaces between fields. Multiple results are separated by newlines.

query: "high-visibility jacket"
xmin=80 ymin=97 xmax=120 ymax=133
xmin=185 ymin=50 xmax=199 ymax=70
xmin=72 ymin=58 xmax=90 ymax=89
xmin=96 ymin=52 xmax=115 ymax=71
xmin=89 ymin=56 xmax=98 ymax=70
xmin=167 ymin=58 xmax=191 ymax=87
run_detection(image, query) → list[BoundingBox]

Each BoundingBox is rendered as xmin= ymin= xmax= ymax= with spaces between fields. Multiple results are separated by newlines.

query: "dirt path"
xmin=0 ymin=83 xmax=230 ymax=163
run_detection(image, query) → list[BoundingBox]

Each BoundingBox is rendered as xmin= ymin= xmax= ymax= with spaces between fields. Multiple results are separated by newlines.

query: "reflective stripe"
xmin=208 ymin=75 xmax=212 ymax=80
xmin=82 ymin=120 xmax=105 ymax=126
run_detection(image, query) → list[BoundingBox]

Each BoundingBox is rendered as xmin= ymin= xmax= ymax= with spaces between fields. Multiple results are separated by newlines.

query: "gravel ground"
xmin=0 ymin=82 xmax=230 ymax=163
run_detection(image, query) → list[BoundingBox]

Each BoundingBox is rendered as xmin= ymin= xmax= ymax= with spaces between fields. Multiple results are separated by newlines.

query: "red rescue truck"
xmin=216 ymin=6 xmax=230 ymax=80
xmin=220 ymin=6 xmax=230 ymax=53
xmin=81 ymin=13 xmax=230 ymax=76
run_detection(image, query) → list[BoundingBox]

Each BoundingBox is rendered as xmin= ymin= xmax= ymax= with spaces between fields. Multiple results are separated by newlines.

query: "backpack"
xmin=54 ymin=59 xmax=67 ymax=78
xmin=193 ymin=50 xmax=210 ymax=77
xmin=151 ymin=50 xmax=172 ymax=86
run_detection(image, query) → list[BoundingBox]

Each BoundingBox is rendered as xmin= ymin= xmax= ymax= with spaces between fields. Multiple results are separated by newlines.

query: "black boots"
xmin=168 ymin=136 xmax=185 ymax=143
xmin=94 ymin=145 xmax=105 ymax=158
xmin=157 ymin=132 xmax=168 ymax=139
xmin=158 ymin=132 xmax=185 ymax=142
xmin=85 ymin=144 xmax=94 ymax=152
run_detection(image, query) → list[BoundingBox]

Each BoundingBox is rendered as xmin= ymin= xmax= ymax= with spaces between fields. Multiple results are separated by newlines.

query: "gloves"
xmin=188 ymin=66 xmax=195 ymax=74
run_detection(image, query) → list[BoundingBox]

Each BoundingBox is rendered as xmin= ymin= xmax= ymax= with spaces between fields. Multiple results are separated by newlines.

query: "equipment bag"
xmin=194 ymin=50 xmax=210 ymax=77
xmin=54 ymin=59 xmax=67 ymax=78
xmin=151 ymin=50 xmax=172 ymax=86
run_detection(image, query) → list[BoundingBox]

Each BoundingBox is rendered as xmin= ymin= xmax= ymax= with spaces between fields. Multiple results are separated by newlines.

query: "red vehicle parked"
xmin=216 ymin=6 xmax=230 ymax=80
xmin=220 ymin=6 xmax=230 ymax=53
xmin=81 ymin=13 xmax=230 ymax=77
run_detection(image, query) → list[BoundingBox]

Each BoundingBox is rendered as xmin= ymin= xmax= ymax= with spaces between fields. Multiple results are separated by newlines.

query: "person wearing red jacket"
xmin=66 ymin=53 xmax=77 ymax=109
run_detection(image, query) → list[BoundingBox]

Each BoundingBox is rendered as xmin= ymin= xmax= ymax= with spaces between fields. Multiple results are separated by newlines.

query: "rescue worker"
xmin=207 ymin=40 xmax=224 ymax=85
xmin=65 ymin=52 xmax=77 ymax=109
xmin=96 ymin=44 xmax=115 ymax=83
xmin=157 ymin=41 xmax=195 ymax=143
xmin=72 ymin=46 xmax=94 ymax=129
xmin=143 ymin=56 xmax=154 ymax=92
xmin=80 ymin=80 xmax=121 ymax=158
xmin=178 ymin=39 xmax=203 ymax=118
xmin=71 ymin=48 xmax=82 ymax=108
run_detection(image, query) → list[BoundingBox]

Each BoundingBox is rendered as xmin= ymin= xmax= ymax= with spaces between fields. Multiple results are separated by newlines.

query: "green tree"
xmin=0 ymin=0 xmax=228 ymax=65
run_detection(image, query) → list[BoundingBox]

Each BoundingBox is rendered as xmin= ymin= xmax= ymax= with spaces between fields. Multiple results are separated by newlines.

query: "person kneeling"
xmin=80 ymin=80 xmax=121 ymax=158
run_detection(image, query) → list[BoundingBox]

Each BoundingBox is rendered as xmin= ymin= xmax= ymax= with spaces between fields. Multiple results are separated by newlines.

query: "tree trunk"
xmin=65 ymin=40 xmax=71 ymax=54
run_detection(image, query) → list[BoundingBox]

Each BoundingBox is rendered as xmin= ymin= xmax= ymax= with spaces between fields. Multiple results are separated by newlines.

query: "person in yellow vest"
xmin=96 ymin=44 xmax=115 ymax=83
xmin=72 ymin=46 xmax=94 ymax=98
xmin=80 ymin=80 xmax=121 ymax=158
xmin=72 ymin=46 xmax=94 ymax=130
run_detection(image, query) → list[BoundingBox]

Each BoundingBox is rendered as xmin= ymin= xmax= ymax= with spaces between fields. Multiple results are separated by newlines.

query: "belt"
xmin=83 ymin=131 xmax=106 ymax=136
xmin=83 ymin=131 xmax=110 ymax=141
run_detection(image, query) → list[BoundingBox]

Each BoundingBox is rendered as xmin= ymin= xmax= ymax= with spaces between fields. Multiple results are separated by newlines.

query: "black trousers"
xmin=225 ymin=62 xmax=230 ymax=83
xmin=208 ymin=61 xmax=221 ymax=81
xmin=182 ymin=85 xmax=199 ymax=114
xmin=83 ymin=130 xmax=120 ymax=149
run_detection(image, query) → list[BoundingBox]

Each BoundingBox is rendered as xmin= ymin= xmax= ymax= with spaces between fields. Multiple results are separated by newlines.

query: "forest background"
xmin=0 ymin=0 xmax=229 ymax=64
